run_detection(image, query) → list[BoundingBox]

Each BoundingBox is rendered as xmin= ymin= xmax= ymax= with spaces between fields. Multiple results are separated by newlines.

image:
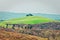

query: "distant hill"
xmin=0 ymin=20 xmax=4 ymax=22
xmin=0 ymin=12 xmax=26 ymax=20
xmin=0 ymin=16 xmax=57 ymax=27
xmin=0 ymin=12 xmax=60 ymax=20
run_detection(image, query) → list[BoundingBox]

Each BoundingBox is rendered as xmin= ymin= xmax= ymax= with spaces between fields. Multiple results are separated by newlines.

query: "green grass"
xmin=0 ymin=16 xmax=57 ymax=27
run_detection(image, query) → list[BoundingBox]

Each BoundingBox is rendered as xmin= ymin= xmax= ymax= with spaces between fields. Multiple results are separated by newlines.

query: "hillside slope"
xmin=0 ymin=16 xmax=57 ymax=27
xmin=9 ymin=16 xmax=56 ymax=24
xmin=0 ymin=29 xmax=48 ymax=40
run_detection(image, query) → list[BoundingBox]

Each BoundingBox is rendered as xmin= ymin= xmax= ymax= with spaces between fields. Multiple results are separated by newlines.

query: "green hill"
xmin=0 ymin=16 xmax=57 ymax=27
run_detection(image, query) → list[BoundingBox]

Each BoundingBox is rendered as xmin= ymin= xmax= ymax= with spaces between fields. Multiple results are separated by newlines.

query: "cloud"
xmin=0 ymin=0 xmax=60 ymax=14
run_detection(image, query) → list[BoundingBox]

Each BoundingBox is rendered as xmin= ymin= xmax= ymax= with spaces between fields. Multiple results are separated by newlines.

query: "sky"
xmin=0 ymin=0 xmax=60 ymax=14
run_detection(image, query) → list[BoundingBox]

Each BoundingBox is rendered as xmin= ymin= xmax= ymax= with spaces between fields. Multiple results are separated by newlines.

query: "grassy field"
xmin=5 ymin=16 xmax=56 ymax=24
xmin=0 ymin=16 xmax=57 ymax=27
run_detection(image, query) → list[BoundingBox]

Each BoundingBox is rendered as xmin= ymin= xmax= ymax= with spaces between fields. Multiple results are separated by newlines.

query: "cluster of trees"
xmin=26 ymin=14 xmax=33 ymax=16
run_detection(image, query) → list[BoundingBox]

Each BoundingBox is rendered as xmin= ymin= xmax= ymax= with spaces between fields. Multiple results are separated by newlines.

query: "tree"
xmin=26 ymin=14 xmax=33 ymax=16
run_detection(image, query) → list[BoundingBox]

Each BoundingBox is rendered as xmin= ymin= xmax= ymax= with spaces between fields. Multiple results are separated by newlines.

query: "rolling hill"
xmin=0 ymin=16 xmax=57 ymax=27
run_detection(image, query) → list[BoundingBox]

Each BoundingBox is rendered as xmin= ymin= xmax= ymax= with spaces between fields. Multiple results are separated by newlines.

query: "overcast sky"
xmin=0 ymin=0 xmax=60 ymax=14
